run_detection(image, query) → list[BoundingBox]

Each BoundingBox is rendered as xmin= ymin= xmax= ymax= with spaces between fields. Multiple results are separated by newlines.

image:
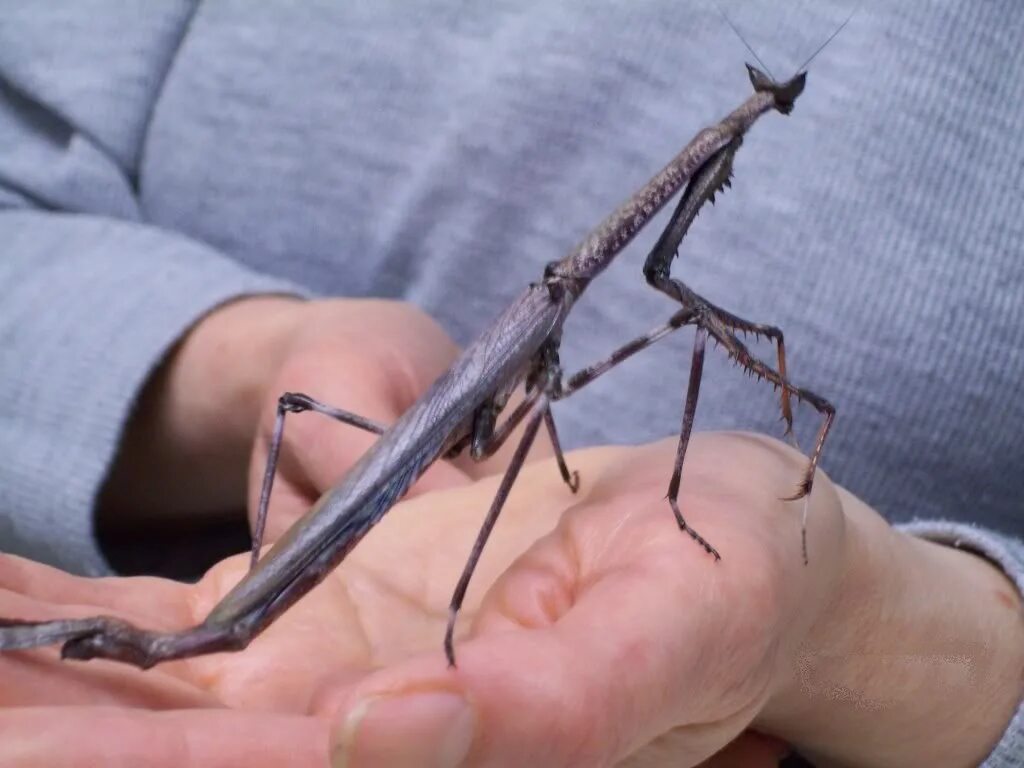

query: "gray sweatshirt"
xmin=0 ymin=2 xmax=1021 ymax=763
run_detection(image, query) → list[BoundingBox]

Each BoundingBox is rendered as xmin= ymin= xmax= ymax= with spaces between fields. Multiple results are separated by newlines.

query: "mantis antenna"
xmin=794 ymin=1 xmax=863 ymax=74
xmin=711 ymin=0 xmax=775 ymax=80
xmin=712 ymin=0 xmax=863 ymax=78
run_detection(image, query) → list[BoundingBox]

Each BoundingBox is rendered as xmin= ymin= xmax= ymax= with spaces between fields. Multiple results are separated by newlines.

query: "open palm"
xmin=0 ymin=433 xmax=843 ymax=767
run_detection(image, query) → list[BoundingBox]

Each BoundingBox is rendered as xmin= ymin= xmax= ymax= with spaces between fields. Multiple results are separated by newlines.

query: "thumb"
xmin=324 ymin=435 xmax=829 ymax=767
xmin=323 ymin=522 xmax=774 ymax=765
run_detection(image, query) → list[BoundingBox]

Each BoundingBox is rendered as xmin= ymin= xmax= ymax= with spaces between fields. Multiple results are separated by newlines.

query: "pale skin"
xmin=6 ymin=296 xmax=1020 ymax=767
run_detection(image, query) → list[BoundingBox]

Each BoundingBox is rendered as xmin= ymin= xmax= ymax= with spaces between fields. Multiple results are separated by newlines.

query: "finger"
xmin=323 ymin=577 xmax=770 ymax=768
xmin=0 ymin=707 xmax=327 ymax=768
xmin=321 ymin=435 xmax=843 ymax=767
xmin=0 ymin=566 xmax=217 ymax=705
xmin=0 ymin=646 xmax=217 ymax=708
xmin=248 ymin=359 xmax=473 ymax=543
xmin=0 ymin=554 xmax=226 ymax=699
xmin=0 ymin=554 xmax=191 ymax=624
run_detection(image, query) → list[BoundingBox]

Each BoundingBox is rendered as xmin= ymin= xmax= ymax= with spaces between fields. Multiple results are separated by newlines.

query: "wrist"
xmin=99 ymin=295 xmax=305 ymax=524
xmin=761 ymin=491 xmax=1024 ymax=766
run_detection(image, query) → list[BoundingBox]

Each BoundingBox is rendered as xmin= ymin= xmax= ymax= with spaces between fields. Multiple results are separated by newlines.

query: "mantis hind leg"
xmin=250 ymin=392 xmax=386 ymax=571
xmin=0 ymin=613 xmax=253 ymax=669
xmin=4 ymin=510 xmax=372 ymax=668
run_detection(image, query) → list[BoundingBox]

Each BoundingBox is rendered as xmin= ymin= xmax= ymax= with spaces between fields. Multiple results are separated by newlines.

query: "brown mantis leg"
xmin=450 ymin=382 xmax=579 ymax=493
xmin=701 ymin=300 xmax=795 ymax=440
xmin=556 ymin=307 xmax=698 ymax=398
xmin=0 ymin=385 xmax=566 ymax=668
xmin=665 ymin=326 xmax=720 ymax=557
xmin=3 ymin=495 xmax=378 ymax=668
xmin=445 ymin=391 xmax=550 ymax=667
xmin=467 ymin=387 xmax=542 ymax=459
xmin=251 ymin=392 xmax=386 ymax=570
xmin=541 ymin=408 xmax=579 ymax=492
xmin=701 ymin=302 xmax=835 ymax=562
xmin=447 ymin=307 xmax=734 ymax=601
xmin=9 ymin=390 xmax=566 ymax=669
xmin=695 ymin=305 xmax=835 ymax=501
xmin=553 ymin=309 xmax=720 ymax=557
xmin=0 ymin=615 xmax=244 ymax=667
xmin=643 ymin=140 xmax=835 ymax=562
xmin=478 ymin=397 xmax=578 ymax=492
xmin=643 ymin=137 xmax=798 ymax=430
xmin=647 ymin=282 xmax=834 ymax=563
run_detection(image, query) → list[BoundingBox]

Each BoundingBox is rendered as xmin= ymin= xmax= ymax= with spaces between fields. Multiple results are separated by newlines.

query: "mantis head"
xmin=715 ymin=0 xmax=859 ymax=116
xmin=747 ymin=64 xmax=807 ymax=115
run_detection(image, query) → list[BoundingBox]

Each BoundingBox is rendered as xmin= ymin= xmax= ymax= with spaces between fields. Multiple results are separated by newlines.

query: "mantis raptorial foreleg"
xmin=700 ymin=301 xmax=794 ymax=435
xmin=642 ymin=141 xmax=835 ymax=562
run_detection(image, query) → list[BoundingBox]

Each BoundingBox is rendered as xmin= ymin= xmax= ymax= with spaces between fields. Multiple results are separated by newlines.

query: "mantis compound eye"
xmin=746 ymin=64 xmax=807 ymax=115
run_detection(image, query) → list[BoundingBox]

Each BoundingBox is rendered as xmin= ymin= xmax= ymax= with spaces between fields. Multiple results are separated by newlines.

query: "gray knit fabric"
xmin=0 ymin=2 xmax=1021 ymax=762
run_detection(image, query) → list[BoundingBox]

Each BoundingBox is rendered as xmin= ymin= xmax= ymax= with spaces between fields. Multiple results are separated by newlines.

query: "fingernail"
xmin=332 ymin=691 xmax=475 ymax=768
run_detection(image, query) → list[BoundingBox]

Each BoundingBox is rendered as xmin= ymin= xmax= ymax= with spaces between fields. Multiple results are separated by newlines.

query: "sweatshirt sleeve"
xmin=0 ymin=7 xmax=308 ymax=575
xmin=897 ymin=521 xmax=1024 ymax=768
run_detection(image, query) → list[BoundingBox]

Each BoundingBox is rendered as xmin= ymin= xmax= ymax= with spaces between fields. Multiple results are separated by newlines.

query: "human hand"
xmin=243 ymin=298 xmax=537 ymax=542
xmin=6 ymin=434 xmax=1021 ymax=766
xmin=99 ymin=296 xmax=512 ymax=539
xmin=319 ymin=432 xmax=848 ymax=767
xmin=1 ymin=433 xmax=802 ymax=767
xmin=309 ymin=432 xmax=1020 ymax=767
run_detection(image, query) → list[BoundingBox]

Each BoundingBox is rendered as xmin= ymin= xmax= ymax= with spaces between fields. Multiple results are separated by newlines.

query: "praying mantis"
xmin=0 ymin=38 xmax=843 ymax=670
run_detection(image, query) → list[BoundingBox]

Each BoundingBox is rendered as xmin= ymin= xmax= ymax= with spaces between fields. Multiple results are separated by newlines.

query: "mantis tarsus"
xmin=0 ymin=58 xmax=837 ymax=670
